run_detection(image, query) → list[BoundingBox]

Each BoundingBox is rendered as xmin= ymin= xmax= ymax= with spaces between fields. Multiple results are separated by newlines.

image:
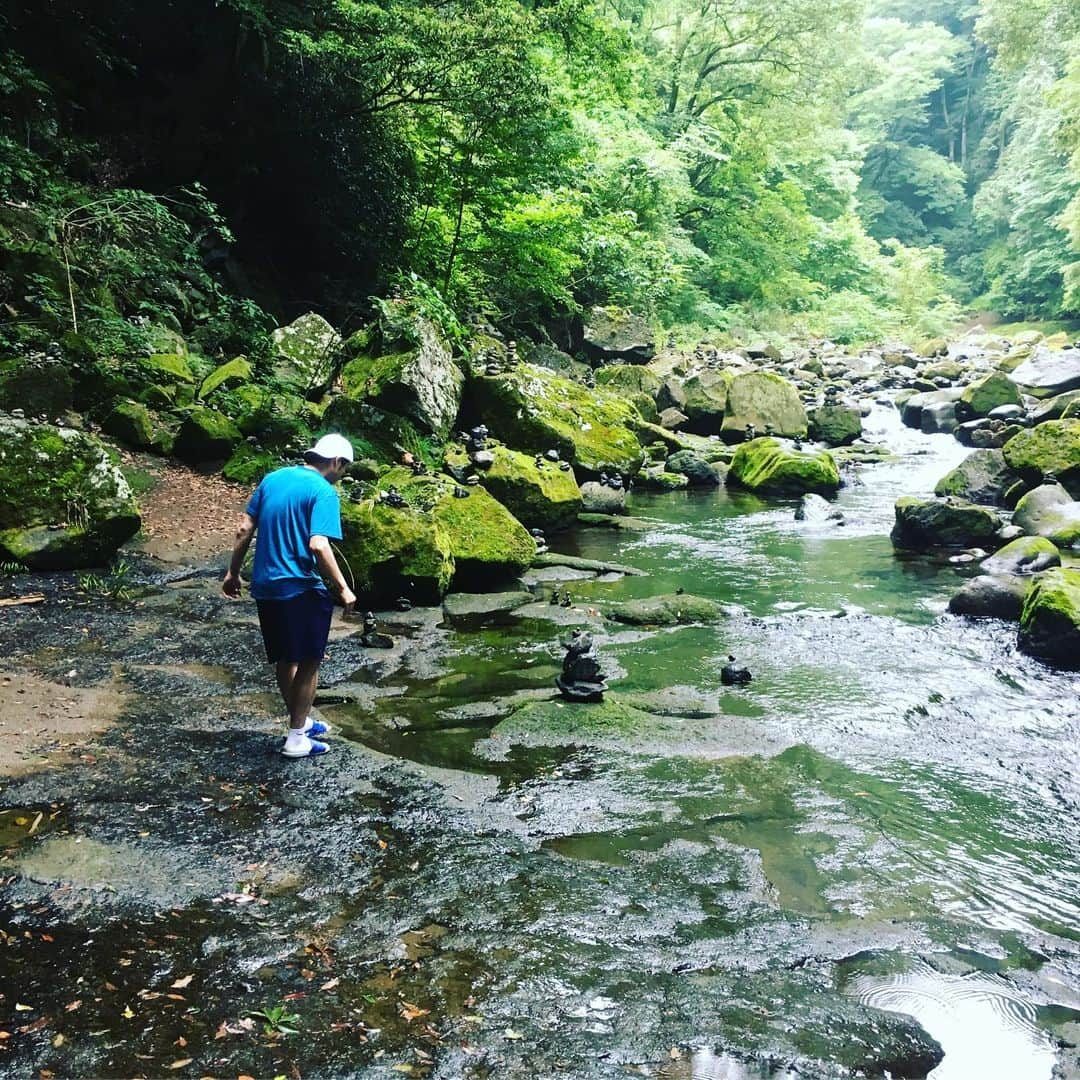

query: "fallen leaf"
xmin=175 ymin=1036 xmax=187 ymax=1048
xmin=669 ymin=1046 xmax=682 ymax=1059
xmin=0 ymin=1032 xmax=10 ymax=1041
xmin=214 ymin=1022 xmax=229 ymax=1040
xmin=168 ymin=1059 xmax=192 ymax=1070
xmin=503 ymin=1028 xmax=523 ymax=1040
xmin=104 ymin=982 xmax=118 ymax=992
xmin=377 ymin=839 xmax=388 ymax=850
xmin=51 ymin=1034 xmax=64 ymax=1048
xmin=300 ymin=969 xmax=316 ymax=981
xmin=398 ymin=1002 xmax=429 ymax=1022
xmin=391 ymin=1067 xmax=414 ymax=1075
xmin=40 ymin=933 xmax=53 ymax=942
xmin=171 ymin=975 xmax=194 ymax=989
xmin=122 ymin=1005 xmax=134 ymax=1019
xmin=18 ymin=1017 xmax=50 ymax=1035
xmin=319 ymin=978 xmax=340 ymax=992
xmin=238 ymin=1074 xmax=257 ymax=1079
xmin=65 ymin=1001 xmax=81 ymax=1012
xmin=14 ymin=1004 xmax=33 ymax=1012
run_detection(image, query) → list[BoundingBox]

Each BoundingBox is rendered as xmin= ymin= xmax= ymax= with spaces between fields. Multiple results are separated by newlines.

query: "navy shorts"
xmin=256 ymin=589 xmax=334 ymax=663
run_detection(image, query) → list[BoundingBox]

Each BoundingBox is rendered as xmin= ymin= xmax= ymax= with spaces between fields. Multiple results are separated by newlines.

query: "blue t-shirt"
xmin=246 ymin=466 xmax=343 ymax=600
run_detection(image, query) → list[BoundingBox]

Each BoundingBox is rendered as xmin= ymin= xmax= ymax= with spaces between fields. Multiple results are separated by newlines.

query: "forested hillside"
xmin=1 ymin=0 xmax=1079 ymax=361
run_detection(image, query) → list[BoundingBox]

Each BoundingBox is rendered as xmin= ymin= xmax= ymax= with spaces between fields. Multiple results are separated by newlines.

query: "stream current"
xmin=329 ymin=405 xmax=1080 ymax=1078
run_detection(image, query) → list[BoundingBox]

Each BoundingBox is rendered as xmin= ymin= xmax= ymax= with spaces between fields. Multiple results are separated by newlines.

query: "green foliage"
xmin=76 ymin=559 xmax=135 ymax=602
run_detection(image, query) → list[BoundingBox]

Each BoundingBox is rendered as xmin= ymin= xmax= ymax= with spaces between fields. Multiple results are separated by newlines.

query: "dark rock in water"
xmin=948 ymin=575 xmax=1031 ymax=620
xmin=395 ymin=597 xmax=413 ymax=611
xmin=1017 ymin=567 xmax=1080 ymax=667
xmin=956 ymin=371 xmax=1022 ymax=421
xmin=556 ymin=629 xmax=608 ymax=701
xmin=607 ymin=593 xmax=723 ymax=626
xmin=920 ymin=399 xmax=960 ymax=435
xmin=891 ymin=496 xmax=1003 ymax=550
xmin=358 ymin=612 xmax=395 ymax=649
xmin=665 ymin=450 xmax=721 ymax=487
xmin=899 ymin=387 xmax=963 ymax=430
xmin=721 ymin=654 xmax=752 ymax=685
xmin=933 ymin=449 xmax=1021 ymax=507
xmin=808 ymin=404 xmax=862 ymax=446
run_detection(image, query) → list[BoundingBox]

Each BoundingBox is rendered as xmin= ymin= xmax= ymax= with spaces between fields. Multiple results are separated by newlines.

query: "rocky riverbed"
xmin=2 ymin=326 xmax=1080 ymax=1079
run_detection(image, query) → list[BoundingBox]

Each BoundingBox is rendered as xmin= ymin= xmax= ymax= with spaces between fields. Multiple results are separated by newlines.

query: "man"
xmin=223 ymin=433 xmax=357 ymax=758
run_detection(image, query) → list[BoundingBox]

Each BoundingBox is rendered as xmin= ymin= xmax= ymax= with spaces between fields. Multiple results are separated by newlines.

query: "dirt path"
xmin=117 ymin=450 xmax=249 ymax=564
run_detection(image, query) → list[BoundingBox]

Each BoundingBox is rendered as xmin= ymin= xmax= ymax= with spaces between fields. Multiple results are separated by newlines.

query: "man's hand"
xmin=337 ymin=585 xmax=357 ymax=614
xmin=222 ymin=570 xmax=243 ymax=598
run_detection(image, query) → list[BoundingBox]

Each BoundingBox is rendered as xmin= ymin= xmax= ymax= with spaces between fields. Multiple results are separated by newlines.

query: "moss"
xmin=173 ymin=406 xmax=242 ymax=462
xmin=721 ymin=371 xmax=808 ymax=440
xmin=1002 ymin=419 xmax=1080 ymax=495
xmin=444 ymin=442 xmax=582 ymax=531
xmin=635 ymin=469 xmax=689 ymax=491
xmin=491 ymin=697 xmax=662 ymax=745
xmin=958 ymin=371 xmax=1021 ymax=418
xmin=727 ymin=437 xmax=839 ymax=495
xmin=467 ymin=364 xmax=645 ymax=476
xmin=607 ymin=593 xmax=722 ymax=626
xmin=0 ymin=357 xmax=74 ymax=417
xmin=0 ymin=415 xmax=141 ymax=568
xmin=595 ymin=364 xmax=661 ymax=398
xmin=322 ymin=397 xmax=437 ymax=466
xmin=890 ymin=496 xmax=1002 ymax=549
xmin=137 ymin=352 xmax=195 ymax=384
xmin=222 ymin=444 xmax=282 ymax=486
xmin=199 ymin=356 xmax=253 ymax=399
xmin=1017 ymin=567 xmax=1080 ymax=668
xmin=101 ymin=399 xmax=172 ymax=453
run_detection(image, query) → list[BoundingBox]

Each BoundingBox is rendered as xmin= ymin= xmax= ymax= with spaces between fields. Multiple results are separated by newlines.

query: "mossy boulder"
xmin=1010 ymin=345 xmax=1080 ymax=399
xmin=1002 ymin=419 xmax=1080 ymax=496
xmin=808 ymin=404 xmax=862 ymax=446
xmin=721 ymin=371 xmax=808 ymax=441
xmin=136 ymin=352 xmax=195 ymax=386
xmin=595 ymin=364 xmax=662 ymax=399
xmin=607 ymin=593 xmax=723 ymax=626
xmin=101 ymin=399 xmax=172 ymax=453
xmin=339 ymin=497 xmax=454 ymax=606
xmin=727 ymin=437 xmax=840 ymax=496
xmin=0 ymin=357 xmax=74 ymax=417
xmin=340 ymin=317 xmax=463 ymax=437
xmin=680 ymin=369 xmax=731 ymax=434
xmin=221 ymin=444 xmax=282 ymax=486
xmin=444 ymin=443 xmax=582 ymax=532
xmin=915 ymin=338 xmax=948 ymax=358
xmin=980 ymin=535 xmax=1061 ymax=576
xmin=467 ymin=364 xmax=645 ymax=477
xmin=665 ymin=449 xmax=722 ymax=487
xmin=956 ymin=371 xmax=1022 ymax=420
xmin=635 ymin=468 xmax=689 ymax=491
xmin=271 ymin=312 xmax=341 ymax=391
xmin=338 ymin=467 xmax=534 ymax=600
xmin=582 ymin=307 xmax=656 ymax=364
xmin=319 ymin=398 xmax=432 ymax=466
xmin=1012 ymin=483 xmax=1080 ymax=549
xmin=490 ymin=697 xmax=665 ymax=749
xmin=890 ymin=496 xmax=1003 ymax=550
xmin=1017 ymin=567 xmax=1080 ymax=667
xmin=173 ymin=406 xmax=243 ymax=463
xmin=198 ymin=356 xmax=253 ymax=400
xmin=933 ymin=449 xmax=1021 ymax=506
xmin=0 ymin=415 xmax=141 ymax=569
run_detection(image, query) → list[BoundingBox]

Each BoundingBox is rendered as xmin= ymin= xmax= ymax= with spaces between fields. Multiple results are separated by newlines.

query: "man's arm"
xmin=222 ymin=512 xmax=257 ymax=597
xmin=310 ymin=535 xmax=356 ymax=612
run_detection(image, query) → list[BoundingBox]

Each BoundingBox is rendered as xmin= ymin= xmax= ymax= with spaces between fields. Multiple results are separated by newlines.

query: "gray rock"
xmin=443 ymin=591 xmax=533 ymax=621
xmin=580 ymin=481 xmax=627 ymax=515
xmin=607 ymin=593 xmax=723 ymax=626
xmin=795 ymin=493 xmax=844 ymax=522
xmin=582 ymin=307 xmax=655 ymax=364
xmin=933 ymin=449 xmax=1021 ymax=506
xmin=1012 ymin=483 xmax=1080 ymax=549
xmin=948 ymin=575 xmax=1031 ymax=620
xmin=658 ymin=406 xmax=689 ymax=430
xmin=665 ymin=450 xmax=721 ymax=487
xmin=920 ymin=399 xmax=959 ymax=434
xmin=1011 ymin=345 xmax=1080 ymax=398
xmin=1028 ymin=388 xmax=1080 ymax=425
xmin=899 ymin=386 xmax=964 ymax=430
xmin=891 ymin=496 xmax=1003 ymax=550
xmin=271 ymin=312 xmax=341 ymax=390
xmin=980 ymin=535 xmax=1061 ymax=576
xmin=808 ymin=404 xmax=862 ymax=446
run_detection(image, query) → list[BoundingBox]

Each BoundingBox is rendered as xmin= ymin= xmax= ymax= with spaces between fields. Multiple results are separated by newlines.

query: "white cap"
xmin=305 ymin=433 xmax=354 ymax=462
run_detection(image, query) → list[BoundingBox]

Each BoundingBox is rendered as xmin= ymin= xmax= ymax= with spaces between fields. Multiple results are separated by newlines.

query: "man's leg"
xmin=287 ymin=659 xmax=321 ymax=731
xmin=275 ymin=660 xmax=297 ymax=713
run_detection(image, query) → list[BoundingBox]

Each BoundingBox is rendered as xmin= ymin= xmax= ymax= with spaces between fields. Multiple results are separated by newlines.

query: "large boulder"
xmin=1002 ymin=419 xmax=1080 ymax=496
xmin=580 ymin=481 xmax=627 ymax=515
xmin=1028 ymin=389 xmax=1080 ymax=425
xmin=1012 ymin=483 xmax=1080 ymax=549
xmin=980 ymin=535 xmax=1061 ymax=576
xmin=1010 ymin=345 xmax=1080 ymax=399
xmin=271 ymin=312 xmax=341 ymax=391
xmin=890 ymin=496 xmax=1002 ymax=550
xmin=467 ymin=365 xmax=645 ymax=477
xmin=198 ymin=356 xmax=253 ymax=400
xmin=0 ymin=356 xmax=74 ymax=417
xmin=956 ymin=371 xmax=1022 ymax=421
xmin=0 ymin=414 xmax=140 ymax=569
xmin=595 ymin=364 xmax=661 ymax=399
xmin=933 ymin=449 xmax=1021 ymax=506
xmin=338 ymin=468 xmax=534 ymax=602
xmin=340 ymin=318 xmax=463 ymax=437
xmin=948 ymin=575 xmax=1031 ymax=620
xmin=173 ymin=406 xmax=243 ymax=463
xmin=444 ymin=442 xmax=582 ymax=532
xmin=808 ymin=405 xmax=862 ymax=446
xmin=900 ymin=387 xmax=963 ymax=430
xmin=680 ymin=369 xmax=731 ymax=434
xmin=102 ymin=399 xmax=172 ymax=454
xmin=721 ymin=372 xmax=807 ymax=442
xmin=727 ymin=437 xmax=840 ymax=496
xmin=1018 ymin=568 xmax=1080 ymax=667
xmin=582 ymin=307 xmax=655 ymax=364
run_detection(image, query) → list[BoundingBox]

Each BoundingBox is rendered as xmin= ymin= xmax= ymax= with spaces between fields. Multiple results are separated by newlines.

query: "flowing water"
xmin=327 ymin=405 xmax=1080 ymax=1077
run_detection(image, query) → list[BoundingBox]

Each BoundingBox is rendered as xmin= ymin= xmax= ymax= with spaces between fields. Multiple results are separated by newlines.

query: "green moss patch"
xmin=1018 ymin=567 xmax=1080 ymax=668
xmin=727 ymin=437 xmax=839 ymax=495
